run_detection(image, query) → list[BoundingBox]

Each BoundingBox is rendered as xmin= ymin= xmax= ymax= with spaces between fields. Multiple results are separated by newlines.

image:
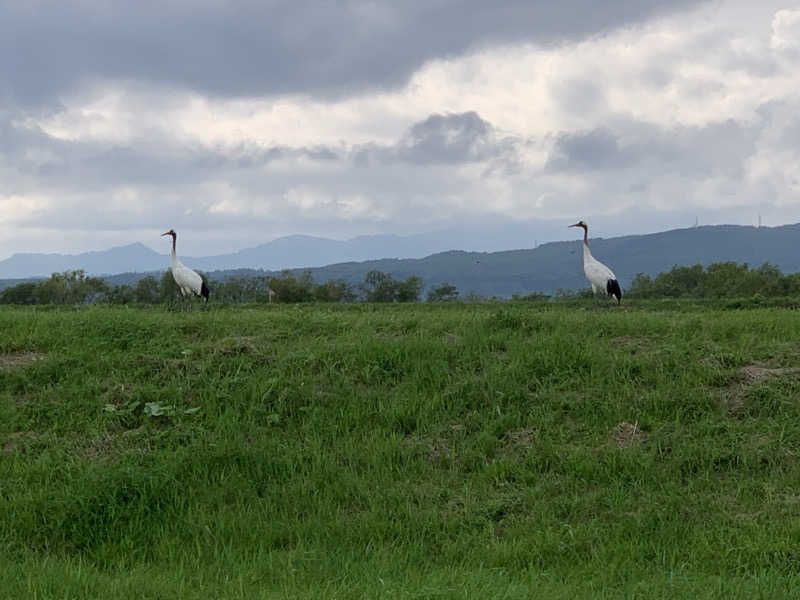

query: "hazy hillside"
xmin=0 ymin=222 xmax=558 ymax=279
xmin=0 ymin=243 xmax=165 ymax=279
xmin=3 ymin=224 xmax=800 ymax=296
xmin=208 ymin=224 xmax=800 ymax=298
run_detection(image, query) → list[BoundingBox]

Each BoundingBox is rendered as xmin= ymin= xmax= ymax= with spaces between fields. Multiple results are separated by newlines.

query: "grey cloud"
xmin=4 ymin=110 xmax=519 ymax=197
xmin=546 ymin=128 xmax=626 ymax=172
xmin=1 ymin=0 xmax=707 ymax=107
xmin=0 ymin=113 xmax=343 ymax=191
xmin=397 ymin=112 xmax=499 ymax=164
xmin=355 ymin=111 xmax=519 ymax=167
xmin=0 ymin=111 xmax=520 ymax=236
xmin=533 ymin=114 xmax=773 ymax=229
xmin=546 ymin=119 xmax=757 ymax=178
xmin=553 ymin=79 xmax=607 ymax=117
xmin=756 ymin=100 xmax=800 ymax=147
xmin=3 ymin=98 xmax=794 ymax=259
xmin=643 ymin=120 xmax=756 ymax=178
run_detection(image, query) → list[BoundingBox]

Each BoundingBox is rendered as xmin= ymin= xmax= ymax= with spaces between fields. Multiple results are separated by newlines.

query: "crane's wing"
xmin=172 ymin=265 xmax=204 ymax=296
xmin=584 ymin=259 xmax=617 ymax=287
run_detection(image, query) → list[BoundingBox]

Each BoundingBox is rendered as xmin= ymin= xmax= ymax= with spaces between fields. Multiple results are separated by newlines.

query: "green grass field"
xmin=2 ymin=301 xmax=800 ymax=599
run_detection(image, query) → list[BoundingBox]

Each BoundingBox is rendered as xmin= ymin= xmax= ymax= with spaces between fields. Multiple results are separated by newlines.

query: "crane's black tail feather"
xmin=200 ymin=279 xmax=210 ymax=302
xmin=607 ymin=279 xmax=622 ymax=304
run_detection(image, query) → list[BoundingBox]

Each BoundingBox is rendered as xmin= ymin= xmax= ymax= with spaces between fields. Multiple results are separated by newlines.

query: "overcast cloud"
xmin=2 ymin=0 xmax=800 ymax=259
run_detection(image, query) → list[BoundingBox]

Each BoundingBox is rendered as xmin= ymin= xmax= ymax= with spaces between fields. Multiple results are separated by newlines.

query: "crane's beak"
xmin=161 ymin=231 xmax=171 ymax=237
xmin=568 ymin=223 xmax=580 ymax=228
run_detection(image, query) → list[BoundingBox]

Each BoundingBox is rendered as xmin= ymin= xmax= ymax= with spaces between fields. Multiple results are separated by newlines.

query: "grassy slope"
xmin=1 ymin=302 xmax=800 ymax=599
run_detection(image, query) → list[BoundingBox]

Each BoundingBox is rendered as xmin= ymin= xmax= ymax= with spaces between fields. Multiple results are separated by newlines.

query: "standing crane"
xmin=568 ymin=220 xmax=622 ymax=304
xmin=161 ymin=229 xmax=209 ymax=301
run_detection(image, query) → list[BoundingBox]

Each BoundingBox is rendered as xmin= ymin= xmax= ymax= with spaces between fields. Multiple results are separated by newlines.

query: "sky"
xmin=2 ymin=0 xmax=800 ymax=258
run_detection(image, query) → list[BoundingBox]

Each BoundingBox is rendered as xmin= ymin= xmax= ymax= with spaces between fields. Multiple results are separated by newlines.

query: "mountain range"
xmin=0 ymin=222 xmax=556 ymax=280
xmin=2 ymin=223 xmax=800 ymax=297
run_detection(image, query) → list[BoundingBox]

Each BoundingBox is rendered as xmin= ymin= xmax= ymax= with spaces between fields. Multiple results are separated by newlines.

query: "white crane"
xmin=161 ymin=229 xmax=209 ymax=301
xmin=568 ymin=220 xmax=622 ymax=304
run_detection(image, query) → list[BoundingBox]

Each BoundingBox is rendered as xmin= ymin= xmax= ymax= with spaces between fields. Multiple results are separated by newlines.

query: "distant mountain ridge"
xmin=0 ymin=243 xmax=165 ymax=279
xmin=3 ymin=224 xmax=800 ymax=297
xmin=0 ymin=224 xmax=552 ymax=279
xmin=285 ymin=223 xmax=800 ymax=297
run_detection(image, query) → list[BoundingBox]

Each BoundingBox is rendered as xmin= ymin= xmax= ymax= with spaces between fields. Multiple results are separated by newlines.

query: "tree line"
xmin=0 ymin=269 xmax=446 ymax=305
xmin=626 ymin=262 xmax=800 ymax=299
xmin=3 ymin=261 xmax=799 ymax=305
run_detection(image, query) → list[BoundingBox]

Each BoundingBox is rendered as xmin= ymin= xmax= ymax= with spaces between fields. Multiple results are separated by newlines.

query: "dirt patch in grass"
xmin=444 ymin=332 xmax=461 ymax=344
xmin=503 ymin=427 xmax=536 ymax=449
xmin=609 ymin=336 xmax=646 ymax=347
xmin=2 ymin=431 xmax=37 ymax=453
xmin=403 ymin=432 xmax=456 ymax=466
xmin=0 ymin=351 xmax=45 ymax=371
xmin=721 ymin=363 xmax=800 ymax=417
xmin=609 ymin=336 xmax=650 ymax=352
xmin=610 ymin=421 xmax=647 ymax=447
xmin=218 ymin=336 xmax=259 ymax=355
xmin=739 ymin=364 xmax=800 ymax=383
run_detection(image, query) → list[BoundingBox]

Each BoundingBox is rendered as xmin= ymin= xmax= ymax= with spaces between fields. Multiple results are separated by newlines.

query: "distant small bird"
xmin=161 ymin=229 xmax=209 ymax=301
xmin=569 ymin=220 xmax=621 ymax=304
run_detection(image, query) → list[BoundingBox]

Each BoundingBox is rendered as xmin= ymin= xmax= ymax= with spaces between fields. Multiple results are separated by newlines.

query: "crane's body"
xmin=569 ymin=221 xmax=621 ymax=304
xmin=162 ymin=230 xmax=209 ymax=301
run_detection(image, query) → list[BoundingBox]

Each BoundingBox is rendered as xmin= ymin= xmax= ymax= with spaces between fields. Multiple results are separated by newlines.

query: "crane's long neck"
xmin=170 ymin=235 xmax=179 ymax=268
xmin=582 ymin=239 xmax=593 ymax=263
xmin=580 ymin=227 xmax=594 ymax=264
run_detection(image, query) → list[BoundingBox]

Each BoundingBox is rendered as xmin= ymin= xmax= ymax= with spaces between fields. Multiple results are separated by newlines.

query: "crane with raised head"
xmin=568 ymin=220 xmax=621 ymax=304
xmin=161 ymin=229 xmax=209 ymax=301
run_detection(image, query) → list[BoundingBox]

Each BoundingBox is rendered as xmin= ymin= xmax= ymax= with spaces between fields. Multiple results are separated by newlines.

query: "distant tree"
xmin=314 ymin=280 xmax=357 ymax=302
xmin=214 ymin=278 xmax=247 ymax=303
xmin=243 ymin=276 xmax=271 ymax=302
xmin=627 ymin=273 xmax=654 ymax=298
xmin=135 ymin=276 xmax=160 ymax=303
xmin=362 ymin=270 xmax=397 ymax=302
xmin=33 ymin=270 xmax=108 ymax=304
xmin=765 ymin=268 xmax=800 ymax=297
xmin=553 ymin=288 xmax=593 ymax=301
xmin=704 ymin=262 xmax=750 ymax=297
xmin=754 ymin=263 xmax=783 ymax=295
xmin=516 ymin=292 xmax=550 ymax=302
xmin=395 ymin=276 xmax=422 ymax=302
xmin=268 ymin=270 xmax=315 ymax=303
xmin=627 ymin=261 xmax=800 ymax=300
xmin=160 ymin=270 xmax=180 ymax=302
xmin=427 ymin=283 xmax=459 ymax=302
xmin=0 ymin=281 xmax=39 ymax=304
xmin=105 ymin=284 xmax=136 ymax=305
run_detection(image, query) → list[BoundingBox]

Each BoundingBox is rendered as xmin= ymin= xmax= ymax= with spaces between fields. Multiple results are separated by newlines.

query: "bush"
xmin=628 ymin=262 xmax=800 ymax=299
xmin=427 ymin=283 xmax=459 ymax=302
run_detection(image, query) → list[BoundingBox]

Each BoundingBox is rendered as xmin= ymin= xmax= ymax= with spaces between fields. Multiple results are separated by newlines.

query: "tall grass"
xmin=1 ymin=301 xmax=799 ymax=598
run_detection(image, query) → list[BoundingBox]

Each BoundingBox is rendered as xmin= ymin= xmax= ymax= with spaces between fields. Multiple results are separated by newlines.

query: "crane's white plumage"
xmin=569 ymin=220 xmax=622 ymax=303
xmin=162 ymin=229 xmax=209 ymax=301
